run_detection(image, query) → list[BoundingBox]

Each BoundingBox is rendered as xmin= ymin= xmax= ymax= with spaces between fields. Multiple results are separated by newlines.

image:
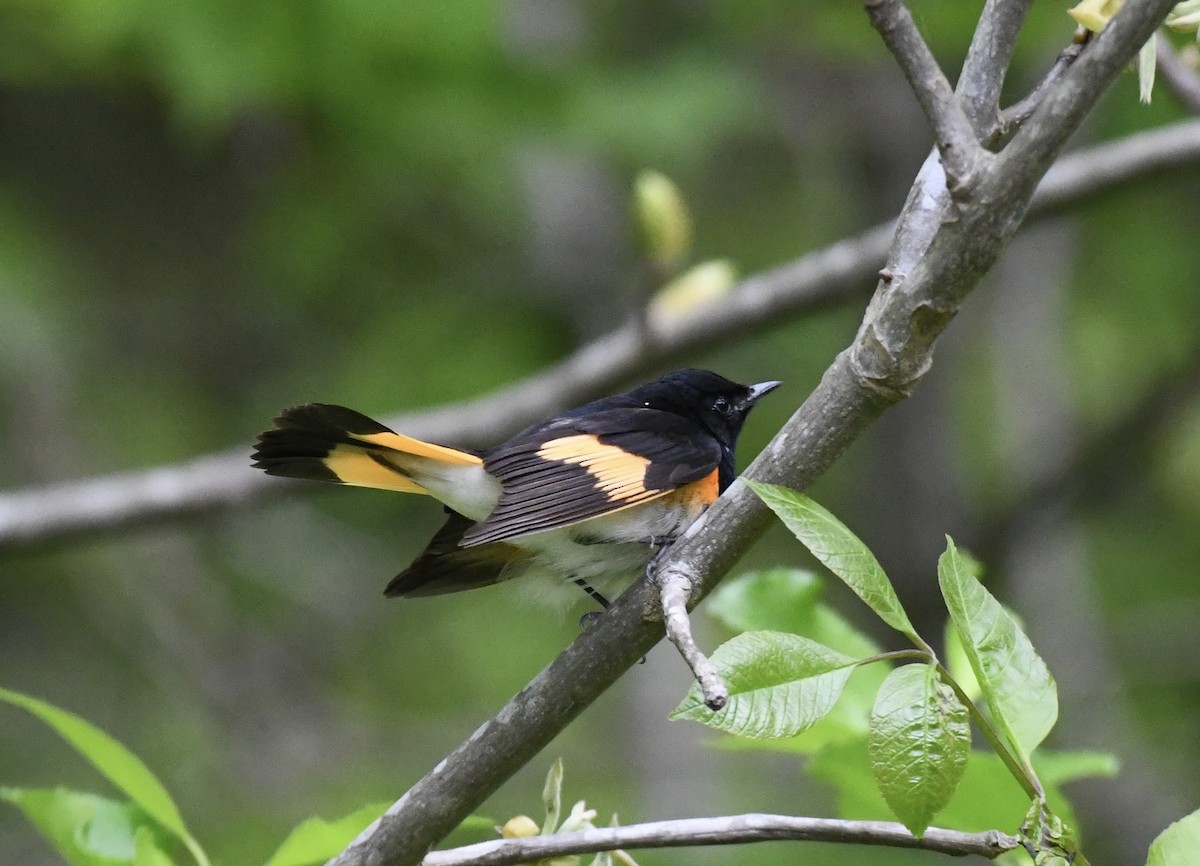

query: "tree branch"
xmin=865 ymin=0 xmax=984 ymax=186
xmin=958 ymin=0 xmax=1036 ymax=134
xmin=656 ymin=560 xmax=727 ymax=710
xmin=422 ymin=815 xmax=1020 ymax=866
xmin=1000 ymin=0 xmax=1182 ymax=173
xmin=3 ymin=119 xmax=1199 ymax=554
xmin=994 ymin=33 xmax=1090 ymax=142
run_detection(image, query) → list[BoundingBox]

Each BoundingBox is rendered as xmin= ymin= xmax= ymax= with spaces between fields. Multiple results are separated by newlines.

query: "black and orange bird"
xmin=251 ymin=369 xmax=779 ymax=609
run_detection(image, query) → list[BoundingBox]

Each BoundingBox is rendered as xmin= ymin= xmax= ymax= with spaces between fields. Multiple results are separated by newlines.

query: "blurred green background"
xmin=1 ymin=0 xmax=1198 ymax=863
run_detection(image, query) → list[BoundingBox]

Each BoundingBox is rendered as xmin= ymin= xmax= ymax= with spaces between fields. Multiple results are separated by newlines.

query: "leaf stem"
xmin=184 ymin=835 xmax=212 ymax=866
xmin=934 ymin=663 xmax=1043 ymax=801
xmin=853 ymin=649 xmax=933 ymax=668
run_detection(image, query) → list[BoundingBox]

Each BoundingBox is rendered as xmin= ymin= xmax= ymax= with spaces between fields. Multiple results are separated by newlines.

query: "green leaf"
xmin=746 ymin=482 xmax=919 ymax=643
xmin=707 ymin=569 xmax=825 ymax=635
xmin=1147 ymin=809 xmax=1200 ymax=866
xmin=937 ymin=538 xmax=1058 ymax=763
xmin=262 ymin=802 xmax=391 ymax=866
xmin=671 ymin=631 xmax=856 ymax=738
xmin=706 ymin=570 xmax=888 ymax=753
xmin=868 ymin=664 xmax=970 ymax=837
xmin=812 ymin=742 xmax=1087 ymax=857
xmin=0 ymin=787 xmax=172 ymax=866
xmin=944 ymin=617 xmax=982 ymax=703
xmin=0 ymin=687 xmax=208 ymax=866
xmin=542 ymin=757 xmax=564 ymax=835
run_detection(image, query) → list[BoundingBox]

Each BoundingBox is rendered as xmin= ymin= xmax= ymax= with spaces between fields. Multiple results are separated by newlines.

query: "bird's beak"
xmin=746 ymin=380 xmax=782 ymax=404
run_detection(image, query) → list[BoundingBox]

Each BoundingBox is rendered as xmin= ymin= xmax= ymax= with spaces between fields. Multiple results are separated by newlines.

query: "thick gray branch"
xmin=2 ymin=119 xmax=1199 ymax=553
xmin=422 ymin=815 xmax=1019 ymax=866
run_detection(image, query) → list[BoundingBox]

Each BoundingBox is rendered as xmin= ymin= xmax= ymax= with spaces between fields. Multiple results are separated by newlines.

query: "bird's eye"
xmin=713 ymin=397 xmax=732 ymax=415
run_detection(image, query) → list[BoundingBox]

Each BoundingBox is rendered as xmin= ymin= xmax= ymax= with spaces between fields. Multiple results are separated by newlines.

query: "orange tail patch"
xmin=252 ymin=403 xmax=481 ymax=495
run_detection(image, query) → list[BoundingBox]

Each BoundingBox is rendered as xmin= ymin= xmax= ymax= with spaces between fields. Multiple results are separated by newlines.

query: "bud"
xmin=499 ymin=814 xmax=540 ymax=838
xmin=648 ymin=259 xmax=737 ymax=323
xmin=632 ymin=171 xmax=692 ymax=270
xmin=1067 ymin=0 xmax=1122 ymax=31
xmin=557 ymin=800 xmax=598 ymax=834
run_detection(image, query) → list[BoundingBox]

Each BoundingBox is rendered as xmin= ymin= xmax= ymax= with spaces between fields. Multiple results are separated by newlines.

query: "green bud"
xmin=632 ymin=171 xmax=692 ymax=269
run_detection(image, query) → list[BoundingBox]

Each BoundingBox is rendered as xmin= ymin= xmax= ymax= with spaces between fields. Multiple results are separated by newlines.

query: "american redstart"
xmin=252 ymin=369 xmax=779 ymax=608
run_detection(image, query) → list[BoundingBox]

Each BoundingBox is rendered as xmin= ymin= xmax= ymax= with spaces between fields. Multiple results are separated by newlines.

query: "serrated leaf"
xmin=0 ymin=687 xmax=207 ymax=866
xmin=671 ymin=631 xmax=855 ymax=738
xmin=1147 ymin=809 xmax=1200 ymax=866
xmin=706 ymin=571 xmax=888 ymax=754
xmin=811 ymin=743 xmax=1088 ymax=852
xmin=747 ymin=482 xmax=919 ymax=642
xmin=938 ymin=538 xmax=1058 ymax=763
xmin=262 ymin=802 xmax=391 ymax=866
xmin=0 ymin=787 xmax=172 ymax=866
xmin=868 ymin=665 xmax=970 ymax=837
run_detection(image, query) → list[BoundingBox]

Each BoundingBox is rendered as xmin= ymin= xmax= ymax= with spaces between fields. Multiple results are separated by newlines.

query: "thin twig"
xmin=957 ymin=0 xmax=1037 ymax=134
xmin=421 ymin=815 xmax=1020 ymax=866
xmin=865 ymin=0 xmax=984 ymax=187
xmin=994 ymin=32 xmax=1091 ymax=143
xmin=657 ymin=564 xmax=727 ymax=710
xmin=1155 ymin=32 xmax=1200 ymax=113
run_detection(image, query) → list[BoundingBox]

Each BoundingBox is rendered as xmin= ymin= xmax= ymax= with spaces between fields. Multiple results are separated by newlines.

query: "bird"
xmin=251 ymin=369 xmax=779 ymax=610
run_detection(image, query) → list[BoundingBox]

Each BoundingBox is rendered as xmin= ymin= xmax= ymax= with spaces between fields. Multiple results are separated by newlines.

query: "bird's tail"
xmin=252 ymin=403 xmax=482 ymax=495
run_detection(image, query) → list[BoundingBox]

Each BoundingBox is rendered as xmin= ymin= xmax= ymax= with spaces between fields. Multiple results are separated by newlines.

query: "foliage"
xmin=672 ymin=483 xmax=1126 ymax=854
xmin=0 ymin=685 xmax=394 ymax=866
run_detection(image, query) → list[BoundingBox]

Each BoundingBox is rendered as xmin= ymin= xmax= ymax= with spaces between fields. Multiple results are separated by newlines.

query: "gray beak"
xmin=745 ymin=380 xmax=782 ymax=404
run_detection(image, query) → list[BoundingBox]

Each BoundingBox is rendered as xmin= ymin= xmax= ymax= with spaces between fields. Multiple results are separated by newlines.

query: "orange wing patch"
xmin=536 ymin=435 xmax=661 ymax=504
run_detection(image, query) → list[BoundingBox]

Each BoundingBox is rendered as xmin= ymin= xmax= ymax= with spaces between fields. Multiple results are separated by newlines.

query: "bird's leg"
xmin=574 ymin=577 xmax=611 ymax=630
xmin=643 ymin=535 xmax=677 ymax=581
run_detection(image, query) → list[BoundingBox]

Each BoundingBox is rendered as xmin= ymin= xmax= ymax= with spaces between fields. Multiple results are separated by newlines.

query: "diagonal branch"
xmin=422 ymin=815 xmax=1020 ymax=866
xmin=865 ymin=0 xmax=985 ymax=186
xmin=957 ymin=0 xmax=1037 ymax=133
xmin=2 ymin=119 xmax=1199 ymax=554
xmin=994 ymin=32 xmax=1090 ymax=142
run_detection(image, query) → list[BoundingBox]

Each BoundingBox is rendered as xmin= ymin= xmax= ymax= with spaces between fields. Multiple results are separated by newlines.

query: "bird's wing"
xmin=460 ymin=408 xmax=720 ymax=547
